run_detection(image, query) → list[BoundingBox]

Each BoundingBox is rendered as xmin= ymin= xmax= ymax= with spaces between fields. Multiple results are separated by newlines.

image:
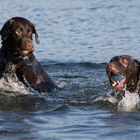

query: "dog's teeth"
xmin=112 ymin=82 xmax=117 ymax=87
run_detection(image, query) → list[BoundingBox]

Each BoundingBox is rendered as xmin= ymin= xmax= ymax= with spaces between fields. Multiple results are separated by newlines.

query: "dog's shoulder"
xmin=0 ymin=48 xmax=9 ymax=77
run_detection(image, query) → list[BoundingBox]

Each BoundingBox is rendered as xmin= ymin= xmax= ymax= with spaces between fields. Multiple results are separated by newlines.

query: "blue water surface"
xmin=0 ymin=0 xmax=140 ymax=140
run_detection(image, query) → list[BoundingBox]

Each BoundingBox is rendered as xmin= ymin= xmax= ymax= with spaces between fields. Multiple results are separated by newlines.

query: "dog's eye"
xmin=20 ymin=27 xmax=23 ymax=31
xmin=15 ymin=30 xmax=22 ymax=37
xmin=27 ymin=29 xmax=32 ymax=36
xmin=119 ymin=58 xmax=128 ymax=67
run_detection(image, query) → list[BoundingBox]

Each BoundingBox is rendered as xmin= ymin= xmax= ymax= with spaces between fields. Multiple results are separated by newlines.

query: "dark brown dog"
xmin=0 ymin=17 xmax=57 ymax=92
xmin=106 ymin=55 xmax=140 ymax=93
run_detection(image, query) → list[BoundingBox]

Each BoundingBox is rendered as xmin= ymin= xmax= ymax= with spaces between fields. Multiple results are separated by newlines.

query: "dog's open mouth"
xmin=13 ymin=50 xmax=33 ymax=58
xmin=21 ymin=50 xmax=31 ymax=56
xmin=110 ymin=74 xmax=126 ymax=91
xmin=111 ymin=75 xmax=124 ymax=85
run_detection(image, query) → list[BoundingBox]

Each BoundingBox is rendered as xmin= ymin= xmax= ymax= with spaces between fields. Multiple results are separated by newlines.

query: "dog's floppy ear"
xmin=31 ymin=22 xmax=40 ymax=44
xmin=0 ymin=19 xmax=14 ymax=41
xmin=135 ymin=59 xmax=140 ymax=72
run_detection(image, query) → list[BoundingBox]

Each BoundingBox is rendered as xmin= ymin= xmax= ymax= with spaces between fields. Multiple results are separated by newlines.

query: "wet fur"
xmin=106 ymin=55 xmax=140 ymax=93
xmin=0 ymin=17 xmax=57 ymax=92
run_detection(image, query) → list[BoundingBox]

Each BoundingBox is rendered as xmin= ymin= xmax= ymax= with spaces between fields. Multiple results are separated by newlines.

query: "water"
xmin=0 ymin=0 xmax=140 ymax=139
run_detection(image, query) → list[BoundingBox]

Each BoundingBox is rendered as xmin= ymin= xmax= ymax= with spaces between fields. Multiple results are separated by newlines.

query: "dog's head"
xmin=0 ymin=17 xmax=40 ymax=58
xmin=106 ymin=55 xmax=140 ymax=92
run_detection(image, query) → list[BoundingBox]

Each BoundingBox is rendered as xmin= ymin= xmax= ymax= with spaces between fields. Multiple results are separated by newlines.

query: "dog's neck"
xmin=1 ymin=39 xmax=31 ymax=62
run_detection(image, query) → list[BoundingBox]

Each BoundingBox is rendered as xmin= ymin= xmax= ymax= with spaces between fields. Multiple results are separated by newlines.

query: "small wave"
xmin=41 ymin=61 xmax=107 ymax=69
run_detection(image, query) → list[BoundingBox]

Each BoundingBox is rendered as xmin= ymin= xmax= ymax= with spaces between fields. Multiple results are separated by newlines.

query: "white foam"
xmin=0 ymin=75 xmax=31 ymax=95
xmin=117 ymin=91 xmax=140 ymax=112
xmin=56 ymin=80 xmax=67 ymax=89
xmin=94 ymin=90 xmax=140 ymax=112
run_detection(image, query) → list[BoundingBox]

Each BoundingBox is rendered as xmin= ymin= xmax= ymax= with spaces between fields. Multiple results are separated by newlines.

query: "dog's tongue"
xmin=111 ymin=75 xmax=124 ymax=83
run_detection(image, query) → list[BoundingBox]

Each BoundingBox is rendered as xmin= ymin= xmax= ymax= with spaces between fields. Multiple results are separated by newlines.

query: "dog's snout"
xmin=23 ymin=40 xmax=34 ymax=51
xmin=26 ymin=41 xmax=33 ymax=49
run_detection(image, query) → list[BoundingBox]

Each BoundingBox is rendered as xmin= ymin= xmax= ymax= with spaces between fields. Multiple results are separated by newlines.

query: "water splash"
xmin=0 ymin=73 xmax=36 ymax=96
xmin=94 ymin=89 xmax=140 ymax=112
xmin=93 ymin=90 xmax=118 ymax=107
xmin=117 ymin=91 xmax=140 ymax=112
